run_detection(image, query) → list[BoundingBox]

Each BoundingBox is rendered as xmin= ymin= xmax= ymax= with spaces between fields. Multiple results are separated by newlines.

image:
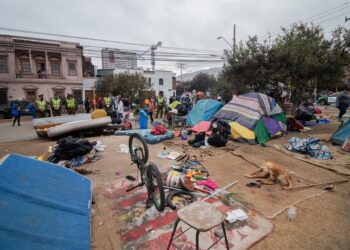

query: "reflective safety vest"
xmin=36 ymin=100 xmax=46 ymax=111
xmin=157 ymin=97 xmax=164 ymax=104
xmin=104 ymin=97 xmax=111 ymax=106
xmin=52 ymin=98 xmax=61 ymax=110
xmin=67 ymin=98 xmax=76 ymax=108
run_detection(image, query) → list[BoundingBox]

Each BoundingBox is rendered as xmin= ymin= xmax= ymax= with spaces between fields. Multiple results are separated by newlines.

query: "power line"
xmin=0 ymin=26 xmax=223 ymax=54
xmin=258 ymin=2 xmax=350 ymax=41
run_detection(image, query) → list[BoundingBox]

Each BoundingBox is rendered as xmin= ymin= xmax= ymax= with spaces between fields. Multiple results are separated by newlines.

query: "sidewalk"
xmin=0 ymin=117 xmax=38 ymax=143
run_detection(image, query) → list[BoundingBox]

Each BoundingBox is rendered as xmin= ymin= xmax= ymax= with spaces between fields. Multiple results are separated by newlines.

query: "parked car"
xmin=0 ymin=103 xmax=12 ymax=119
xmin=317 ymin=92 xmax=338 ymax=106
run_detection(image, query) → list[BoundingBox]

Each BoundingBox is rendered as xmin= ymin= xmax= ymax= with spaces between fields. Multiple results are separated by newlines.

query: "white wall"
xmin=113 ymin=68 xmax=175 ymax=100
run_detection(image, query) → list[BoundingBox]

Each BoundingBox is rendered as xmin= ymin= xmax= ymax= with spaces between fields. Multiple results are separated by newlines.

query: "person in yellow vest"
xmin=50 ymin=94 xmax=62 ymax=116
xmin=103 ymin=95 xmax=112 ymax=111
xmin=36 ymin=95 xmax=47 ymax=118
xmin=66 ymin=94 xmax=76 ymax=115
xmin=155 ymin=92 xmax=166 ymax=119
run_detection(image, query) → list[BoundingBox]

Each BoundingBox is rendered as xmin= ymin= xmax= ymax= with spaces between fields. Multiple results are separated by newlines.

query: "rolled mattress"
xmin=33 ymin=114 xmax=92 ymax=128
xmin=47 ymin=116 xmax=111 ymax=138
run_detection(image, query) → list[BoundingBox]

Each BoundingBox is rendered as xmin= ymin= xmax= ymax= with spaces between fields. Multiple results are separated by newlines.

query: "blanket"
xmin=284 ymin=137 xmax=332 ymax=160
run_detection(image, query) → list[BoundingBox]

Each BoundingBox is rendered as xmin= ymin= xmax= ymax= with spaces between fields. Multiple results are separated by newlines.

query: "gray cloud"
xmin=0 ymin=0 xmax=348 ymax=74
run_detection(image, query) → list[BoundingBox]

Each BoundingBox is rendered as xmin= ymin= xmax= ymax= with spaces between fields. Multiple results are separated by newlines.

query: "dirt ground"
xmin=0 ymin=114 xmax=349 ymax=249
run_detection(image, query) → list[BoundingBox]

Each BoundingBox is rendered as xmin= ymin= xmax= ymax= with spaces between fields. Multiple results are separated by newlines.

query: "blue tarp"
xmin=0 ymin=154 xmax=92 ymax=250
xmin=331 ymin=119 xmax=350 ymax=145
xmin=186 ymin=99 xmax=223 ymax=126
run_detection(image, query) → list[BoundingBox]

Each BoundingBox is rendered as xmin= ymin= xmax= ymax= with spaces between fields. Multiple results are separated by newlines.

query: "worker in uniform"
xmin=103 ymin=95 xmax=112 ymax=111
xmin=66 ymin=94 xmax=76 ymax=115
xmin=36 ymin=95 xmax=47 ymax=118
xmin=155 ymin=92 xmax=166 ymax=119
xmin=51 ymin=94 xmax=62 ymax=116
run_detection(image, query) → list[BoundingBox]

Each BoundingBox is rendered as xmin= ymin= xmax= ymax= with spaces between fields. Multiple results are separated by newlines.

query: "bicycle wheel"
xmin=129 ymin=133 xmax=149 ymax=165
xmin=147 ymin=163 xmax=166 ymax=212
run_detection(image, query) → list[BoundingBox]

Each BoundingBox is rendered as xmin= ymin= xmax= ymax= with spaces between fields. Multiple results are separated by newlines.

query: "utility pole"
xmin=177 ymin=63 xmax=186 ymax=93
xmin=177 ymin=63 xmax=185 ymax=84
xmin=233 ymin=24 xmax=236 ymax=54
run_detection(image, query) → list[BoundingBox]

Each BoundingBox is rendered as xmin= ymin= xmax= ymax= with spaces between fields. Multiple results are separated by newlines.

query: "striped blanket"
xmin=214 ymin=93 xmax=283 ymax=130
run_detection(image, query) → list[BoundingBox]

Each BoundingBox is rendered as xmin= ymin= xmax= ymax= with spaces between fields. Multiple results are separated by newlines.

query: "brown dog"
xmin=245 ymin=162 xmax=293 ymax=190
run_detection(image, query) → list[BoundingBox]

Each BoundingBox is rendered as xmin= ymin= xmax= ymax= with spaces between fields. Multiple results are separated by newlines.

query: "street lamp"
xmin=217 ymin=36 xmax=233 ymax=49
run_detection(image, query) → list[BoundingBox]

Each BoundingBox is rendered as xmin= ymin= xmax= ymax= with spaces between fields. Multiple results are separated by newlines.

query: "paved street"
xmin=0 ymin=117 xmax=38 ymax=143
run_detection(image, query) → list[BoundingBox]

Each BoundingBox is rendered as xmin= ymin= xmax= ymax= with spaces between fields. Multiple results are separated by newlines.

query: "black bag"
xmin=207 ymin=132 xmax=228 ymax=147
xmin=54 ymin=136 xmax=93 ymax=160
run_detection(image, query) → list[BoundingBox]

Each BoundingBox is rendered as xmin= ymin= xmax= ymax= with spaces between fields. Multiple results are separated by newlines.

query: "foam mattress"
xmin=115 ymin=129 xmax=174 ymax=144
xmin=47 ymin=116 xmax=111 ymax=138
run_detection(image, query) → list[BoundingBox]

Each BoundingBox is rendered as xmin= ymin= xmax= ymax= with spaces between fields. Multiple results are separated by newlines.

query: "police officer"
xmin=103 ymin=95 xmax=112 ymax=111
xmin=155 ymin=92 xmax=166 ymax=119
xmin=66 ymin=94 xmax=76 ymax=115
xmin=36 ymin=95 xmax=47 ymax=118
xmin=51 ymin=94 xmax=62 ymax=116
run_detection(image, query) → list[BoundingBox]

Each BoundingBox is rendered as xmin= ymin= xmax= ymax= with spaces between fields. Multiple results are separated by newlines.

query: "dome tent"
xmin=186 ymin=99 xmax=223 ymax=127
xmin=213 ymin=92 xmax=286 ymax=144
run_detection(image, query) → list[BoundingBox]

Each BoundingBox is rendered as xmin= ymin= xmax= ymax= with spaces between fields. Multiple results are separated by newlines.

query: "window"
xmin=68 ymin=62 xmax=77 ymax=76
xmin=0 ymin=57 xmax=8 ymax=73
xmin=21 ymin=61 xmax=30 ymax=74
xmin=109 ymin=51 xmax=115 ymax=63
xmin=51 ymin=62 xmax=61 ymax=75
xmin=159 ymin=78 xmax=164 ymax=85
xmin=25 ymin=90 xmax=37 ymax=102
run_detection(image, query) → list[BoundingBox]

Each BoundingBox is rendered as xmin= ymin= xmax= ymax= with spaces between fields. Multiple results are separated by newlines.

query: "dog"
xmin=245 ymin=162 xmax=293 ymax=190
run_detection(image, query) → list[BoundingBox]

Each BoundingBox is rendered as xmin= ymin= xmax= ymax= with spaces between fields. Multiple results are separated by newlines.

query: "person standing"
xmin=117 ymin=95 xmax=124 ymax=120
xmin=12 ymin=101 xmax=21 ymax=126
xmin=84 ymin=98 xmax=91 ymax=113
xmin=51 ymin=94 xmax=62 ymax=116
xmin=36 ymin=95 xmax=47 ymax=118
xmin=66 ymin=94 xmax=76 ymax=115
xmin=155 ymin=92 xmax=166 ymax=119
xmin=146 ymin=99 xmax=155 ymax=123
xmin=336 ymin=86 xmax=350 ymax=122
xmin=103 ymin=95 xmax=112 ymax=111
xmin=26 ymin=100 xmax=37 ymax=118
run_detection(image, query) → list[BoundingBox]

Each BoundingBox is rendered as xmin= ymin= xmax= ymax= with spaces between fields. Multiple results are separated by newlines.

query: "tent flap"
xmin=186 ymin=99 xmax=223 ymax=126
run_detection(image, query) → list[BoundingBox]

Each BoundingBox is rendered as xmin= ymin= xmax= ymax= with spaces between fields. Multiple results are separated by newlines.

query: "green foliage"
xmin=176 ymin=73 xmax=217 ymax=95
xmin=95 ymin=73 xmax=148 ymax=102
xmin=222 ymin=23 xmax=350 ymax=104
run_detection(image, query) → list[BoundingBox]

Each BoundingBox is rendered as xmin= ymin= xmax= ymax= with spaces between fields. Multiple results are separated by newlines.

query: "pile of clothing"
xmin=285 ymin=137 xmax=332 ymax=160
xmin=48 ymin=136 xmax=104 ymax=166
xmin=151 ymin=124 xmax=167 ymax=135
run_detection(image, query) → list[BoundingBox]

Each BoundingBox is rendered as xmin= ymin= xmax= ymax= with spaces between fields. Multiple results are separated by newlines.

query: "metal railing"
xmin=16 ymin=73 xmax=65 ymax=80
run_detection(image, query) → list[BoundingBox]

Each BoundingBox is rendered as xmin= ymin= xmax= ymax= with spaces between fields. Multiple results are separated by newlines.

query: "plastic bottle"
xmin=287 ymin=206 xmax=297 ymax=221
xmin=181 ymin=128 xmax=188 ymax=140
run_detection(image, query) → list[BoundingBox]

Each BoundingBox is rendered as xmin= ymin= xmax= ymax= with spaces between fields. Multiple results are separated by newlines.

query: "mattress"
xmin=0 ymin=154 xmax=92 ymax=250
xmin=115 ymin=129 xmax=174 ymax=144
xmin=47 ymin=116 xmax=111 ymax=138
xmin=33 ymin=114 xmax=92 ymax=128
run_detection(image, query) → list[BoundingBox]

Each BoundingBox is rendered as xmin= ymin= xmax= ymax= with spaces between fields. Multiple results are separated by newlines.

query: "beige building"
xmin=0 ymin=35 xmax=83 ymax=104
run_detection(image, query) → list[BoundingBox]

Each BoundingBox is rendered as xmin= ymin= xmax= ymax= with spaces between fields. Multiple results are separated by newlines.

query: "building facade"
xmin=0 ymin=35 xmax=83 ymax=104
xmin=101 ymin=48 xmax=137 ymax=70
xmin=113 ymin=68 xmax=176 ymax=99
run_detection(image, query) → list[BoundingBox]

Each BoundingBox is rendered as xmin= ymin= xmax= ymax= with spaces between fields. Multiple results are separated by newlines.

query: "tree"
xmin=95 ymin=73 xmax=148 ymax=103
xmin=175 ymin=81 xmax=191 ymax=95
xmin=223 ymin=23 xmax=350 ymax=105
xmin=190 ymin=73 xmax=216 ymax=93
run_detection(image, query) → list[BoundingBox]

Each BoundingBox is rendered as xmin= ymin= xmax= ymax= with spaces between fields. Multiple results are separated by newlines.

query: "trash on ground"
xmin=118 ymin=144 xmax=129 ymax=154
xmin=287 ymin=206 xmax=297 ymax=221
xmin=226 ymin=209 xmax=248 ymax=223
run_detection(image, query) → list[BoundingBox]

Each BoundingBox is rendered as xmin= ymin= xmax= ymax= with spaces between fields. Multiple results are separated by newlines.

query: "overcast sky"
xmin=0 ymin=0 xmax=349 ymax=75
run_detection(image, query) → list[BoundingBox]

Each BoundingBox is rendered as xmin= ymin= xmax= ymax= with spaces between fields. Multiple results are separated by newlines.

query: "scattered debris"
xmin=287 ymin=206 xmax=297 ymax=221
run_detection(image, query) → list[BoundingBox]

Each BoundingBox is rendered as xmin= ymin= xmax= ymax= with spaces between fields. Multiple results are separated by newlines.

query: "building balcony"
xmin=16 ymin=73 xmax=65 ymax=80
